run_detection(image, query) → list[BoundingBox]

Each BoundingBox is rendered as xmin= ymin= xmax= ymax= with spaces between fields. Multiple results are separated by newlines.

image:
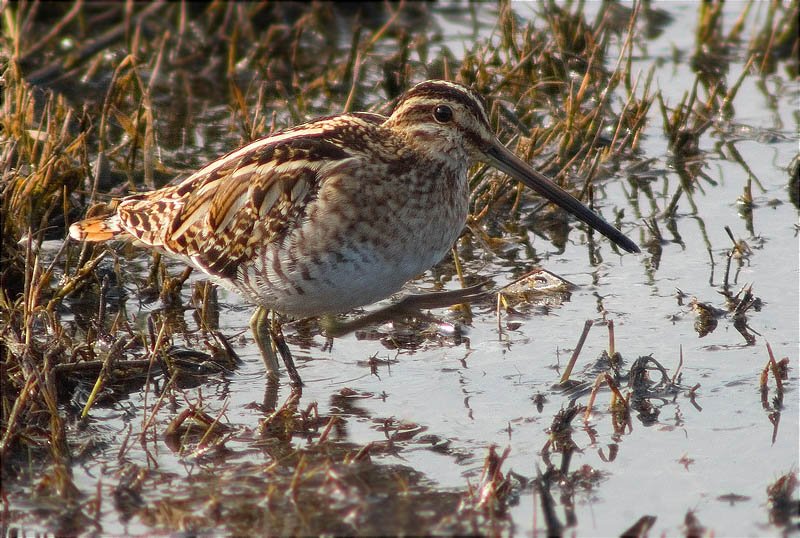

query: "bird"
xmin=69 ymin=79 xmax=639 ymax=386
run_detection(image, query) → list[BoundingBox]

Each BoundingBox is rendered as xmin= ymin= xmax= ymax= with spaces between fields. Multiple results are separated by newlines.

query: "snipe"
xmin=70 ymin=80 xmax=639 ymax=385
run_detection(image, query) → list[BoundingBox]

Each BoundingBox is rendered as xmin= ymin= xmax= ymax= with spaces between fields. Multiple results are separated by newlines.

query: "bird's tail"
xmin=69 ymin=214 xmax=125 ymax=242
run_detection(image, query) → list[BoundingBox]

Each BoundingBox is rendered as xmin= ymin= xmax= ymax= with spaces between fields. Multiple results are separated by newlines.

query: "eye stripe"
xmin=395 ymin=81 xmax=490 ymax=127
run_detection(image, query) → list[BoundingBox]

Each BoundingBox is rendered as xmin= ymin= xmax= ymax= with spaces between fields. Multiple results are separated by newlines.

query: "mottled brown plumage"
xmin=70 ymin=80 xmax=639 ymax=383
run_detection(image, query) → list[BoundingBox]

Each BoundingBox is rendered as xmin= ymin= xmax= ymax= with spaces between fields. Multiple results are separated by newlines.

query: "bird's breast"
xmin=238 ymin=156 xmax=470 ymax=317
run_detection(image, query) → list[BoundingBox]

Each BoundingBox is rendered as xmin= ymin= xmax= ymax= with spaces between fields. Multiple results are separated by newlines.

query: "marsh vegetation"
xmin=1 ymin=2 xmax=798 ymax=535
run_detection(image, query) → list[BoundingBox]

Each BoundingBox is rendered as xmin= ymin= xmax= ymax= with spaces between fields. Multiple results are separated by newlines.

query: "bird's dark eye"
xmin=433 ymin=104 xmax=453 ymax=123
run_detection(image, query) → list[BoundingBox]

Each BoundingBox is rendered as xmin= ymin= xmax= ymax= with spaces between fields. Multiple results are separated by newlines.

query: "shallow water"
xmin=5 ymin=2 xmax=798 ymax=536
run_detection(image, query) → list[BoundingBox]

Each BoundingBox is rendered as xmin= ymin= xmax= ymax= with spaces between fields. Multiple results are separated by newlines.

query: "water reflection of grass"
xmin=1 ymin=2 xmax=797 ymax=535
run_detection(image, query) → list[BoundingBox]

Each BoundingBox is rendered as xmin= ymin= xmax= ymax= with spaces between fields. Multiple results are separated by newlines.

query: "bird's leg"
xmin=263 ymin=375 xmax=279 ymax=410
xmin=250 ymin=306 xmax=304 ymax=386
xmin=269 ymin=319 xmax=303 ymax=387
xmin=320 ymin=314 xmax=337 ymax=352
xmin=250 ymin=306 xmax=280 ymax=377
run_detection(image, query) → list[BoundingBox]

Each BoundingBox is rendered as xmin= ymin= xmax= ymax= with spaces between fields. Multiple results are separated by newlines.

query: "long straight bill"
xmin=485 ymin=142 xmax=640 ymax=253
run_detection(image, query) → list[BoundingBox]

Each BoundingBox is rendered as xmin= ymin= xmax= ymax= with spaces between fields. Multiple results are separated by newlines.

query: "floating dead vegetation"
xmin=457 ymin=444 xmax=516 ymax=534
xmin=766 ymin=471 xmax=800 ymax=531
xmin=760 ymin=341 xmax=791 ymax=445
xmin=672 ymin=224 xmax=764 ymax=345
